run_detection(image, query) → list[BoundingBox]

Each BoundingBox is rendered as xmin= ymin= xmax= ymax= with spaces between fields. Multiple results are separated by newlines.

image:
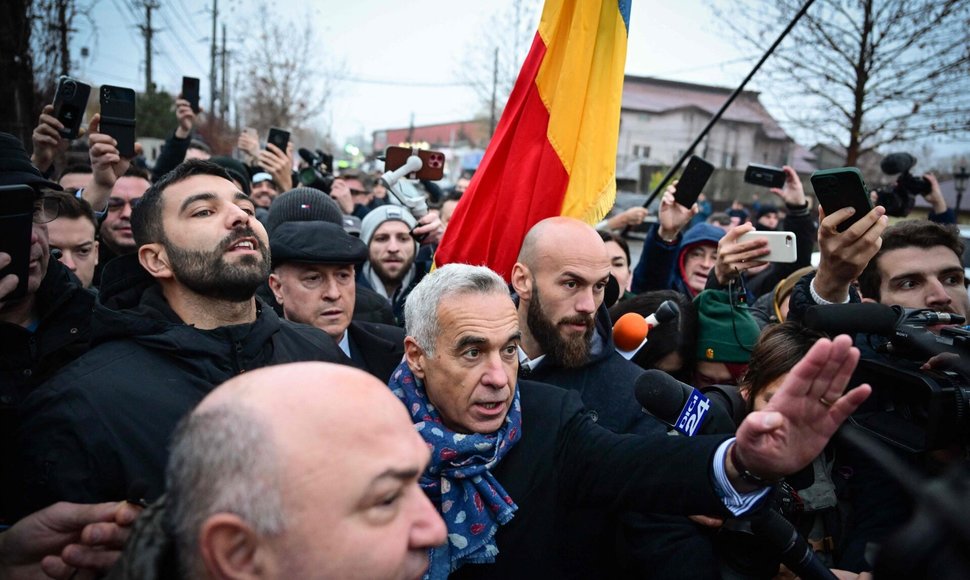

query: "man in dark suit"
xmin=269 ymin=220 xmax=405 ymax=383
xmin=392 ymin=263 xmax=870 ymax=579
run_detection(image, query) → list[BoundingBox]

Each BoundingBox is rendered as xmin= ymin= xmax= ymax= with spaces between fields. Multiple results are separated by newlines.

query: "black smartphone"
xmin=99 ymin=85 xmax=137 ymax=158
xmin=744 ymin=163 xmax=786 ymax=188
xmin=383 ymin=146 xmax=446 ymax=181
xmin=266 ymin=127 xmax=290 ymax=152
xmin=0 ymin=185 xmax=38 ymax=302
xmin=673 ymin=155 xmax=715 ymax=208
xmin=181 ymin=76 xmax=201 ymax=114
xmin=52 ymin=76 xmax=91 ymax=140
xmin=810 ymin=167 xmax=874 ymax=232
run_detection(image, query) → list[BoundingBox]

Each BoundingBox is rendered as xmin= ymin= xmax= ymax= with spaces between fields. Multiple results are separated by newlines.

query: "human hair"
xmin=738 ymin=322 xmax=824 ymax=414
xmin=58 ymin=163 xmax=92 ymax=179
xmin=131 ymin=159 xmax=234 ymax=247
xmin=404 ymin=263 xmax=510 ymax=356
xmin=609 ymin=290 xmax=697 ymax=382
xmin=47 ymin=191 xmax=97 ymax=231
xmin=598 ymin=230 xmax=631 ymax=266
xmin=188 ymin=139 xmax=212 ymax=154
xmin=707 ymin=212 xmax=731 ymax=226
xmin=857 ymin=220 xmax=965 ymax=301
xmin=122 ymin=164 xmax=152 ymax=182
xmin=166 ymin=403 xmax=285 ymax=578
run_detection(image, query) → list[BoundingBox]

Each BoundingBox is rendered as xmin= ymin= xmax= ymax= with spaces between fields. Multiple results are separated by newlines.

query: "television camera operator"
xmin=786 ymin=198 xmax=970 ymax=572
xmin=875 ymin=153 xmax=954 ymax=223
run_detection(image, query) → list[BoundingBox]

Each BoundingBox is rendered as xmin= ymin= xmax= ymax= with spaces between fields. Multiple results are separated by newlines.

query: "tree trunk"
xmin=0 ymin=0 xmax=36 ymax=146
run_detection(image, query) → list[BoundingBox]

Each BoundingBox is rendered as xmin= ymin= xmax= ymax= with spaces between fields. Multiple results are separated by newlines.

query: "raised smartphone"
xmin=673 ymin=155 xmax=714 ymax=208
xmin=181 ymin=76 xmax=201 ymax=114
xmin=99 ymin=85 xmax=137 ymax=158
xmin=52 ymin=76 xmax=91 ymax=140
xmin=811 ymin=167 xmax=873 ymax=233
xmin=737 ymin=230 xmax=797 ymax=263
xmin=0 ymin=185 xmax=37 ymax=301
xmin=744 ymin=163 xmax=786 ymax=188
xmin=384 ymin=146 xmax=446 ymax=181
xmin=266 ymin=127 xmax=290 ymax=152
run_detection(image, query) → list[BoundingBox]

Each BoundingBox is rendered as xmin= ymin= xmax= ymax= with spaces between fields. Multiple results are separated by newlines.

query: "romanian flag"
xmin=434 ymin=0 xmax=631 ymax=280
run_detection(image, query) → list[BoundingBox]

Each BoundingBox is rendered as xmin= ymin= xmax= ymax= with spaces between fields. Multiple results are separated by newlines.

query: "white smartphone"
xmin=738 ymin=231 xmax=797 ymax=263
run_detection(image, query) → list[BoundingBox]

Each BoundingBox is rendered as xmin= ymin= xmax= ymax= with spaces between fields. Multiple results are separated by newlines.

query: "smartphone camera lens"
xmin=63 ymin=81 xmax=76 ymax=99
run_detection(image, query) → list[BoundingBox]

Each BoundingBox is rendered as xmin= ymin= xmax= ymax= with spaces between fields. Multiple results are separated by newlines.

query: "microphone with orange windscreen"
xmin=613 ymin=300 xmax=680 ymax=359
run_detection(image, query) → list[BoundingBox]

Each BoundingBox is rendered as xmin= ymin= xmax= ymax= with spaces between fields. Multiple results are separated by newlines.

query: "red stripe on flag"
xmin=435 ymin=34 xmax=569 ymax=280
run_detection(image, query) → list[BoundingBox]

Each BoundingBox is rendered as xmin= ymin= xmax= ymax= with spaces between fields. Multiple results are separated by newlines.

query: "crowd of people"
xmin=0 ymin=90 xmax=966 ymax=580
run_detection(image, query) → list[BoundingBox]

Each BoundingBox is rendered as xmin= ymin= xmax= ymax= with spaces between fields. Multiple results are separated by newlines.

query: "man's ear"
xmin=268 ymin=272 xmax=284 ymax=306
xmin=198 ymin=514 xmax=268 ymax=580
xmin=510 ymin=262 xmax=533 ymax=301
xmin=403 ymin=336 xmax=427 ymax=380
xmin=138 ymin=243 xmax=173 ymax=280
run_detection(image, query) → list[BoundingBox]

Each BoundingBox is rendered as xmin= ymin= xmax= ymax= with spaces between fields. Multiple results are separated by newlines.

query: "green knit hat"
xmin=694 ymin=289 xmax=760 ymax=363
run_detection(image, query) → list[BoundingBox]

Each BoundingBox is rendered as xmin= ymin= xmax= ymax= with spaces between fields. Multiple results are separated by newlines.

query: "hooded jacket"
xmin=15 ymin=255 xmax=348 ymax=517
xmin=632 ymin=222 xmax=725 ymax=296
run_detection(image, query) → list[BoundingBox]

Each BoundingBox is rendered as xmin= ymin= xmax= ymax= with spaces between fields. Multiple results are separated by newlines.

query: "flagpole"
xmin=639 ymin=0 xmax=816 ymax=211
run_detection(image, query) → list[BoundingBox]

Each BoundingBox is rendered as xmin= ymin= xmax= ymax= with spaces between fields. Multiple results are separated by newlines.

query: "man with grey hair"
xmin=391 ymin=263 xmax=870 ymax=578
xmin=107 ymin=362 xmax=446 ymax=580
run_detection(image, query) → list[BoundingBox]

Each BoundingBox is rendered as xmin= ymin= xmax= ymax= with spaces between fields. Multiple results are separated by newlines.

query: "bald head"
xmin=517 ymin=216 xmax=609 ymax=273
xmin=171 ymin=362 xmax=445 ymax=580
xmin=197 ymin=362 xmax=405 ymax=426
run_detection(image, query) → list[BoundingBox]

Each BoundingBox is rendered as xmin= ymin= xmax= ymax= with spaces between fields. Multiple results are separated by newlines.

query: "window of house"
xmin=633 ymin=145 xmax=651 ymax=159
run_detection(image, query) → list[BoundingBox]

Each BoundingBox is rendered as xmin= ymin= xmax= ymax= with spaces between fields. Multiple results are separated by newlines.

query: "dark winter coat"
xmin=14 ymin=254 xmax=349 ymax=517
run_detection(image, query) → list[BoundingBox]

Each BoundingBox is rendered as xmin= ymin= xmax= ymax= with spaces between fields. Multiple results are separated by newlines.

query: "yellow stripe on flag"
xmin=535 ymin=0 xmax=629 ymax=224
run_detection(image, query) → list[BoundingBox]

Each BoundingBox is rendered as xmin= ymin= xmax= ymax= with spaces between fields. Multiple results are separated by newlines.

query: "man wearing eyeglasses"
xmin=0 ymin=132 xmax=97 ymax=522
xmin=91 ymin=166 xmax=151 ymax=287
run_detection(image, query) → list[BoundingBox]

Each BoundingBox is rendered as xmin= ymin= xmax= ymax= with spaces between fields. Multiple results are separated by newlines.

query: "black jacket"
xmin=524 ymin=304 xmax=720 ymax=579
xmin=14 ymin=255 xmax=349 ymax=517
xmin=346 ymin=320 xmax=405 ymax=383
xmin=0 ymin=259 xmax=94 ymax=522
xmin=453 ymin=381 xmax=730 ymax=580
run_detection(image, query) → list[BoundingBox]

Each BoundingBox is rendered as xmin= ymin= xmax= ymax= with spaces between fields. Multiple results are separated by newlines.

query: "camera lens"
xmin=63 ymin=81 xmax=76 ymax=98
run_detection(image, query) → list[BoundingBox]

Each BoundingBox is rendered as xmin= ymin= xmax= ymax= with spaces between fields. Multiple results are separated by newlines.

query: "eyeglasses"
xmin=33 ymin=197 xmax=60 ymax=224
xmin=106 ymin=197 xmax=142 ymax=212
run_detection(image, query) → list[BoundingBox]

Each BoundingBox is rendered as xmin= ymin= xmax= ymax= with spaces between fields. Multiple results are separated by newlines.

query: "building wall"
xmin=617 ymin=109 xmax=792 ymax=179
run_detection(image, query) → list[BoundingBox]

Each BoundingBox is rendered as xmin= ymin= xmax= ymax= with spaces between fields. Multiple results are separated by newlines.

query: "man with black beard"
xmin=15 ymin=160 xmax=348 ymax=516
xmin=510 ymin=217 xmax=722 ymax=579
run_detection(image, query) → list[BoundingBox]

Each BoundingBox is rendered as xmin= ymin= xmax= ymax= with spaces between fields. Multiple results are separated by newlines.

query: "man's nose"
xmin=925 ymin=277 xmax=952 ymax=309
xmin=321 ymin=277 xmax=341 ymax=300
xmin=409 ymin=487 xmax=447 ymax=549
xmin=59 ymin=251 xmax=77 ymax=272
xmin=481 ymin=352 xmax=510 ymax=389
xmin=575 ymin=286 xmax=596 ymax=314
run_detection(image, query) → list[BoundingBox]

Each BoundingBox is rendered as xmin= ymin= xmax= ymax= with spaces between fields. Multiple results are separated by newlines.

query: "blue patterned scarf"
xmin=388 ymin=362 xmax=522 ymax=578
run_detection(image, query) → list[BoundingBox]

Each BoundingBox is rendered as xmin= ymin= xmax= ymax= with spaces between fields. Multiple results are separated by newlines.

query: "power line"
xmin=331 ymin=74 xmax=472 ymax=88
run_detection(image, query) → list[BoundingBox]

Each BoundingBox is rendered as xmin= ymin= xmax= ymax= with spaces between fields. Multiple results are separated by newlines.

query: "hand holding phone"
xmin=181 ymin=76 xmax=201 ymax=114
xmin=99 ymin=85 xmax=137 ymax=159
xmin=744 ymin=163 xmax=786 ymax=189
xmin=0 ymin=185 xmax=39 ymax=303
xmin=383 ymin=146 xmax=446 ymax=181
xmin=810 ymin=167 xmax=873 ymax=233
xmin=266 ymin=128 xmax=290 ymax=153
xmin=673 ymin=155 xmax=715 ymax=209
xmin=53 ymin=76 xmax=92 ymax=140
xmin=737 ymin=231 xmax=797 ymax=263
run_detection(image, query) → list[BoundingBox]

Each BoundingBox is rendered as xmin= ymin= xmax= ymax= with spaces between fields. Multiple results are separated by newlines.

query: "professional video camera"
xmin=874 ymin=152 xmax=933 ymax=217
xmin=297 ymin=148 xmax=335 ymax=193
xmin=804 ymin=303 xmax=970 ymax=452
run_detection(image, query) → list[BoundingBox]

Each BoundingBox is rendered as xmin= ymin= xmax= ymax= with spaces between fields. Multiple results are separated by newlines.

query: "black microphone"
xmin=803 ymin=303 xmax=901 ymax=336
xmin=298 ymin=147 xmax=318 ymax=166
xmin=750 ymin=510 xmax=838 ymax=580
xmin=633 ymin=370 xmax=737 ymax=436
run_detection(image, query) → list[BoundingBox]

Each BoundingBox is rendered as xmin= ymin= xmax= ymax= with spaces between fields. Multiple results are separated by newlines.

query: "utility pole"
xmin=140 ymin=1 xmax=159 ymax=94
xmin=56 ymin=0 xmax=72 ymax=77
xmin=209 ymin=0 xmax=218 ymax=114
xmin=220 ymin=23 xmax=228 ymax=120
xmin=489 ymin=47 xmax=499 ymax=138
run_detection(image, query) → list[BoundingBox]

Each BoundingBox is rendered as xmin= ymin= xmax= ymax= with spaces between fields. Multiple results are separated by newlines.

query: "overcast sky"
xmin=70 ymin=0 xmax=966 ymax=161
